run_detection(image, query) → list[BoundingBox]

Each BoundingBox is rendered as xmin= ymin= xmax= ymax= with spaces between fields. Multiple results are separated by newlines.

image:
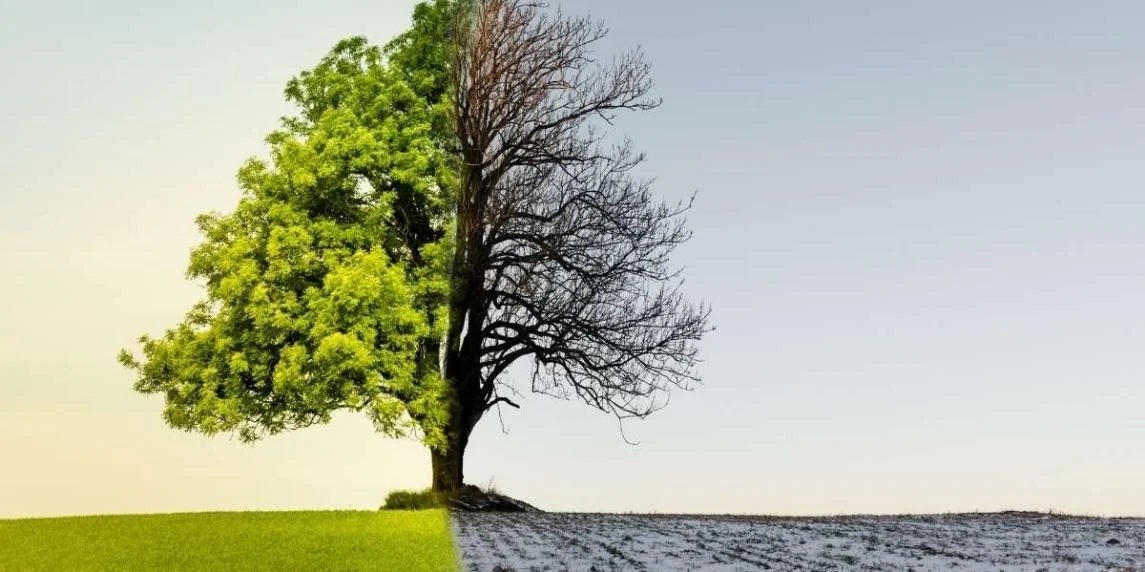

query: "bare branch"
xmin=487 ymin=396 xmax=522 ymax=409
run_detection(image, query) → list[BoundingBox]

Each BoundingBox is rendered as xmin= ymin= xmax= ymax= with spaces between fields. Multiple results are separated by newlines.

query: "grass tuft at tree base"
xmin=0 ymin=510 xmax=456 ymax=572
xmin=382 ymin=488 xmax=446 ymax=510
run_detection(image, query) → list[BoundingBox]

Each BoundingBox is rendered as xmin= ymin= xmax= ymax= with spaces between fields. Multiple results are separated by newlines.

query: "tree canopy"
xmin=121 ymin=0 xmax=710 ymax=494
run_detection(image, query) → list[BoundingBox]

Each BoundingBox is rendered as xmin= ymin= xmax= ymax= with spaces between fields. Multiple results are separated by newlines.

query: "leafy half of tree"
xmin=119 ymin=5 xmax=459 ymax=447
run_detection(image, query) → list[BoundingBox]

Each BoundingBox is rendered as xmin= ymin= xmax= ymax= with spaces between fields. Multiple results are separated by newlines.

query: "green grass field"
xmin=0 ymin=510 xmax=457 ymax=571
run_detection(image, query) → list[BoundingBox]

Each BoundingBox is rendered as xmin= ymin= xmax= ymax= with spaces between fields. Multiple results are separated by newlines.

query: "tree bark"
xmin=431 ymin=141 xmax=487 ymax=496
xmin=429 ymin=370 xmax=481 ymax=496
xmin=430 ymin=437 xmax=466 ymax=494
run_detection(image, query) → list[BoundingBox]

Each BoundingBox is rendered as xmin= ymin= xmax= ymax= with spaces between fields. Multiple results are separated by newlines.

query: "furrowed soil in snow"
xmin=451 ymin=511 xmax=1145 ymax=571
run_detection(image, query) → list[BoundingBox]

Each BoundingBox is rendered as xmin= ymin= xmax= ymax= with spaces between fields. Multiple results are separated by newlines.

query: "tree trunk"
xmin=433 ymin=156 xmax=486 ymax=497
xmin=430 ymin=440 xmax=465 ymax=494
xmin=429 ymin=375 xmax=478 ymax=496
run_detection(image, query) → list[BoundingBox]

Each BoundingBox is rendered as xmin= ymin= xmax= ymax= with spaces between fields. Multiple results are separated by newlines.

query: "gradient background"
xmin=2 ymin=0 xmax=1143 ymax=518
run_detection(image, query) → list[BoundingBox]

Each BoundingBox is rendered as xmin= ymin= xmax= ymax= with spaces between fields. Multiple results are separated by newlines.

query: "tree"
xmin=121 ymin=0 xmax=710 ymax=497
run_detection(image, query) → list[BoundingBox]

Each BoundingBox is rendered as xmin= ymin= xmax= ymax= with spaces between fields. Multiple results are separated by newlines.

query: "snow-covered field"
xmin=452 ymin=511 xmax=1145 ymax=571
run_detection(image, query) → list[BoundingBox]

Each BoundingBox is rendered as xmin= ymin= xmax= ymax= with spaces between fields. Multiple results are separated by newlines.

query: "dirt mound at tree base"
xmin=449 ymin=485 xmax=542 ymax=513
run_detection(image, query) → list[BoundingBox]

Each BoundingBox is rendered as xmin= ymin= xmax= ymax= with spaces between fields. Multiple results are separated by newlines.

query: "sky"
xmin=1 ymin=0 xmax=1143 ymax=518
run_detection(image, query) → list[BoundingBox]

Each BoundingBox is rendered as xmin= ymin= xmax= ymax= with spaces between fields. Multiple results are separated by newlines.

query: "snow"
xmin=451 ymin=512 xmax=1145 ymax=571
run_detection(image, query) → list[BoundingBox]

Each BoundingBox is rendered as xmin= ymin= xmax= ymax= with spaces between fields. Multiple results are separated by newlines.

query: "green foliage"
xmin=382 ymin=488 xmax=446 ymax=510
xmin=385 ymin=0 xmax=466 ymax=104
xmin=120 ymin=3 xmax=460 ymax=447
xmin=0 ymin=511 xmax=456 ymax=572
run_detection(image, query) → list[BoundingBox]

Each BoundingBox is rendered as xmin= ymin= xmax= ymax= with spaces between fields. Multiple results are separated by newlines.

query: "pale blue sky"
xmin=2 ymin=1 xmax=1143 ymax=517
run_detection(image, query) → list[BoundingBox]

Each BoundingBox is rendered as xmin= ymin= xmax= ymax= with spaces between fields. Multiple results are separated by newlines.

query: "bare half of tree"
xmin=433 ymin=0 xmax=711 ymax=491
